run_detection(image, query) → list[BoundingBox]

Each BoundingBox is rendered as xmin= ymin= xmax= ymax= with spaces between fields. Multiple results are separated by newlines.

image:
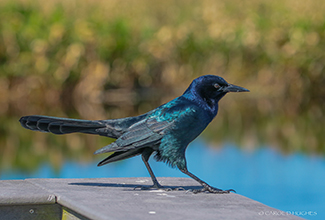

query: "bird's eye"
xmin=213 ymin=83 xmax=220 ymax=89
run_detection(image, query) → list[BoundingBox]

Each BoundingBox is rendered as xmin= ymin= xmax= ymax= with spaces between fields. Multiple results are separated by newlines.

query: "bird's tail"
xmin=19 ymin=115 xmax=108 ymax=136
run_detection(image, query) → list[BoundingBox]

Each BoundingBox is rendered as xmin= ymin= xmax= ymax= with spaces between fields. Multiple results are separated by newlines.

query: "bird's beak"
xmin=223 ymin=84 xmax=249 ymax=93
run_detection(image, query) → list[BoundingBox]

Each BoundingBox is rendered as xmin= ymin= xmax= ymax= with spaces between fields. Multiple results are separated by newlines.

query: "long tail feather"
xmin=19 ymin=115 xmax=107 ymax=135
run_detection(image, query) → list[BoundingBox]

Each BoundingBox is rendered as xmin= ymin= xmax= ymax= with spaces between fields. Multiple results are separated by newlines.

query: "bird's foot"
xmin=133 ymin=183 xmax=163 ymax=191
xmin=164 ymin=187 xmax=186 ymax=191
xmin=134 ymin=184 xmax=185 ymax=192
xmin=190 ymin=185 xmax=236 ymax=194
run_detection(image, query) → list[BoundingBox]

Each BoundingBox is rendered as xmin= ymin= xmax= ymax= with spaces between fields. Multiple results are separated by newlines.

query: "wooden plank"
xmin=0 ymin=180 xmax=55 ymax=205
xmin=27 ymin=177 xmax=303 ymax=220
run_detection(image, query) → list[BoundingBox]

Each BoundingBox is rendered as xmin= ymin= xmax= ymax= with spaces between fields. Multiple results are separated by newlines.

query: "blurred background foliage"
xmin=0 ymin=0 xmax=324 ymax=173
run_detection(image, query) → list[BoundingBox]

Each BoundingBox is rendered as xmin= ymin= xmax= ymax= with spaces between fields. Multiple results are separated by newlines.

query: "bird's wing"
xmin=94 ymin=97 xmax=207 ymax=155
xmin=94 ymin=117 xmax=172 ymax=154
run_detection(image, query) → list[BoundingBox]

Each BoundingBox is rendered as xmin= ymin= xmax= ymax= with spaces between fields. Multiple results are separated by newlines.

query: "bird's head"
xmin=183 ymin=75 xmax=249 ymax=113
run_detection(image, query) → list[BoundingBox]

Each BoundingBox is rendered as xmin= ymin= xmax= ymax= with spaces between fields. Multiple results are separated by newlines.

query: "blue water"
xmin=2 ymin=139 xmax=324 ymax=219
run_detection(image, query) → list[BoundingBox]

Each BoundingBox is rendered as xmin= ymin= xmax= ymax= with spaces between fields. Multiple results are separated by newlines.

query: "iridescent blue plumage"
xmin=19 ymin=75 xmax=249 ymax=193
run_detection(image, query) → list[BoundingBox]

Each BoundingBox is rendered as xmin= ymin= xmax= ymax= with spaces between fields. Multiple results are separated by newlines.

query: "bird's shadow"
xmin=68 ymin=182 xmax=202 ymax=191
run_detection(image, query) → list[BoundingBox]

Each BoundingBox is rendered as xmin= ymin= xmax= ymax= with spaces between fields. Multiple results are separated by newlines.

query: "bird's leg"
xmin=134 ymin=150 xmax=165 ymax=190
xmin=134 ymin=151 xmax=185 ymax=191
xmin=179 ymin=167 xmax=235 ymax=194
xmin=141 ymin=153 xmax=164 ymax=189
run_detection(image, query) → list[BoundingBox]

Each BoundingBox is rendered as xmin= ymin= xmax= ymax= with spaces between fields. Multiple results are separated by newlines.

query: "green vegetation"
xmin=0 ymin=0 xmax=324 ymax=173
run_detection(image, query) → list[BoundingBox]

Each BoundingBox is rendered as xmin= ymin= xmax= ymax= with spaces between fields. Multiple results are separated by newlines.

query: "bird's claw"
xmin=133 ymin=184 xmax=161 ymax=191
xmin=190 ymin=186 xmax=236 ymax=194
xmin=173 ymin=187 xmax=186 ymax=191
xmin=133 ymin=185 xmax=185 ymax=191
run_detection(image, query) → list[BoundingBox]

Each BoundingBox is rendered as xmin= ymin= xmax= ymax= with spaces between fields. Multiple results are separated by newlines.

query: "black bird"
xmin=19 ymin=75 xmax=249 ymax=193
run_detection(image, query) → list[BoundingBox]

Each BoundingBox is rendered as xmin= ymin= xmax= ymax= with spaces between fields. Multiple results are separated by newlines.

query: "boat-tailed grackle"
xmin=20 ymin=75 xmax=249 ymax=193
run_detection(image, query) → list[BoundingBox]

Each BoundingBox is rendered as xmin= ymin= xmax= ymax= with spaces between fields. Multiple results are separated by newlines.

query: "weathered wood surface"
xmin=0 ymin=178 xmax=303 ymax=220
